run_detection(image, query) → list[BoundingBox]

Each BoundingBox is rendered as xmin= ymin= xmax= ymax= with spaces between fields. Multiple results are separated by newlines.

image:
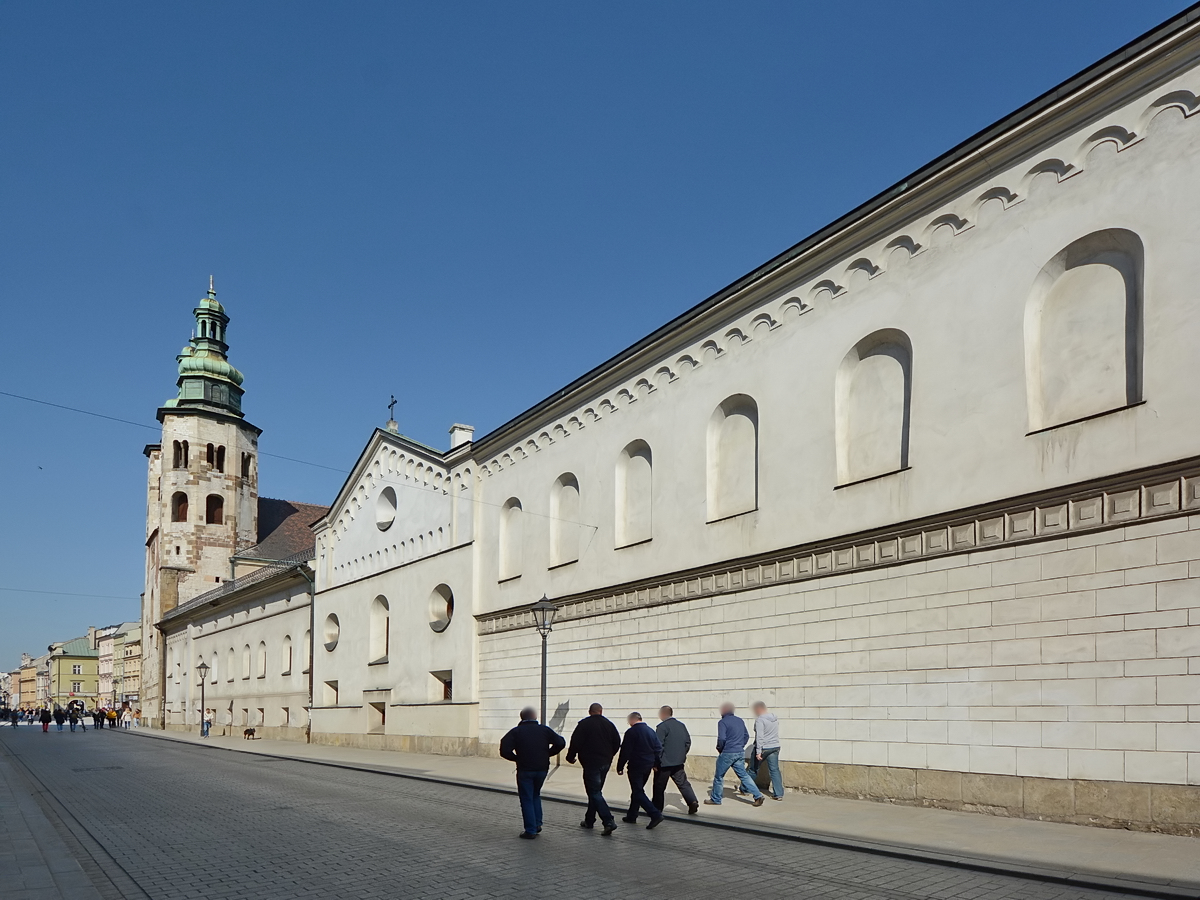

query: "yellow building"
xmin=48 ymin=636 xmax=100 ymax=709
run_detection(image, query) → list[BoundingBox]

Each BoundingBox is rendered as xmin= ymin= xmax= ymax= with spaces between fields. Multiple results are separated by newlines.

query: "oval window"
xmin=376 ymin=486 xmax=397 ymax=531
xmin=323 ymin=614 xmax=341 ymax=651
xmin=429 ymin=584 xmax=454 ymax=633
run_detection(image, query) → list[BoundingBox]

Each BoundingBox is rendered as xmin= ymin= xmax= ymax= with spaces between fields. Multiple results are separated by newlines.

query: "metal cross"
xmin=388 ymin=395 xmax=397 ymax=418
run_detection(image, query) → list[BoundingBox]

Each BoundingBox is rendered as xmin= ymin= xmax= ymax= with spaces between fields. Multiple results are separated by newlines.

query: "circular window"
xmin=429 ymin=584 xmax=454 ymax=633
xmin=323 ymin=613 xmax=341 ymax=651
xmin=376 ymin=486 xmax=397 ymax=531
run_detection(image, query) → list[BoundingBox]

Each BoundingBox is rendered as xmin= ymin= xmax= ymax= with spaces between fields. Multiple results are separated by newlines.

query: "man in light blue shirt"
xmin=704 ymin=703 xmax=764 ymax=806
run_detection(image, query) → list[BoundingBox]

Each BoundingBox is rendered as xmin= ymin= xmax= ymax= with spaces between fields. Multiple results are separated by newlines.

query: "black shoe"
xmin=601 ymin=823 xmax=617 ymax=836
xmin=646 ymin=815 xmax=665 ymax=829
xmin=688 ymin=802 xmax=699 ymax=815
xmin=579 ymin=821 xmax=594 ymax=829
xmin=621 ymin=816 xmax=637 ymax=824
xmin=519 ymin=832 xmax=537 ymax=839
xmin=536 ymin=827 xmax=542 ymax=833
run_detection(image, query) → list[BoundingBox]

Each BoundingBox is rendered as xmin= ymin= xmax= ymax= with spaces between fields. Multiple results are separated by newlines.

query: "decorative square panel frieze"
xmin=1184 ymin=477 xmax=1200 ymax=511
xmin=877 ymin=539 xmax=899 ymax=562
xmin=899 ymin=534 xmax=922 ymax=558
xmin=950 ymin=522 xmax=976 ymax=550
xmin=1142 ymin=481 xmax=1180 ymax=517
xmin=762 ymin=562 xmax=778 ymax=583
xmin=796 ymin=556 xmax=814 ymax=577
xmin=855 ymin=544 xmax=875 ymax=566
xmin=744 ymin=568 xmax=759 ymax=586
xmin=1070 ymin=496 xmax=1103 ymax=528
xmin=1006 ymin=510 xmax=1035 ymax=540
xmin=1105 ymin=489 xmax=1140 ymax=522
xmin=925 ymin=527 xmax=949 ymax=554
xmin=1037 ymin=503 xmax=1068 ymax=534
xmin=778 ymin=559 xmax=794 ymax=578
xmin=979 ymin=516 xmax=1004 ymax=544
xmin=834 ymin=548 xmax=854 ymax=570
xmin=815 ymin=552 xmax=833 ymax=573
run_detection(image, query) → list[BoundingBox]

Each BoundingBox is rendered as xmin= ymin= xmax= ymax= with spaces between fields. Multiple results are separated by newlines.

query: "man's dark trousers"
xmin=582 ymin=767 xmax=615 ymax=827
xmin=625 ymin=767 xmax=660 ymax=821
xmin=516 ymin=770 xmax=548 ymax=835
xmin=652 ymin=764 xmax=698 ymax=812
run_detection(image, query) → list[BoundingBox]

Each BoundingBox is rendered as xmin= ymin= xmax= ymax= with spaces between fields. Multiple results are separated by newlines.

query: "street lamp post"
xmin=530 ymin=596 xmax=557 ymax=726
xmin=196 ymin=661 xmax=210 ymax=737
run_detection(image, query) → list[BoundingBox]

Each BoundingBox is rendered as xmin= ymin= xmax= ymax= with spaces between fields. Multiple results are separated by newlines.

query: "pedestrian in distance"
xmin=202 ymin=709 xmax=213 ymax=738
xmin=565 ymin=703 xmax=622 ymax=836
xmin=653 ymin=706 xmax=700 ymax=815
xmin=704 ymin=703 xmax=764 ymax=807
xmin=747 ymin=701 xmax=784 ymax=801
xmin=8 ymin=709 xmax=17 ymax=728
xmin=616 ymin=712 xmax=665 ymax=829
xmin=53 ymin=707 xmax=65 ymax=731
xmin=499 ymin=707 xmax=566 ymax=839
xmin=68 ymin=709 xmax=79 ymax=732
xmin=40 ymin=708 xmax=52 ymax=732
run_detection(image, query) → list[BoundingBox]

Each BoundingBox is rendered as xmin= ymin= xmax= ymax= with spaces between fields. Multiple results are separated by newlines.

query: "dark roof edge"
xmin=470 ymin=2 xmax=1200 ymax=456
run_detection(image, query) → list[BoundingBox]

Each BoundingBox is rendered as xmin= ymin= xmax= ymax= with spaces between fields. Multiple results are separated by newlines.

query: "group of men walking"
xmin=499 ymin=700 xmax=782 ymax=839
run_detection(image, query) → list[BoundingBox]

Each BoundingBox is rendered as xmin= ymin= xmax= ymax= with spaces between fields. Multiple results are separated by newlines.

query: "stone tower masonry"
xmin=140 ymin=281 xmax=262 ymax=727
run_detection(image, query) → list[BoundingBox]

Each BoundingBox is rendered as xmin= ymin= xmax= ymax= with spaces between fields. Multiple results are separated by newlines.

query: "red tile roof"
xmin=240 ymin=497 xmax=330 ymax=561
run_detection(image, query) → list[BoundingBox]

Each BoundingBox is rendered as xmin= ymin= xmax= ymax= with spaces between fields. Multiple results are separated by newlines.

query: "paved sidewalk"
xmin=123 ymin=728 xmax=1200 ymax=898
xmin=0 ymin=733 xmax=103 ymax=900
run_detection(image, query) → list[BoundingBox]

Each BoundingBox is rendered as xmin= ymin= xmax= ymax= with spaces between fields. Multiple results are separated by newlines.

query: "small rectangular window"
xmin=431 ymin=670 xmax=453 ymax=702
xmin=71 ymin=664 xmax=82 ymax=675
xmin=71 ymin=681 xmax=82 ymax=692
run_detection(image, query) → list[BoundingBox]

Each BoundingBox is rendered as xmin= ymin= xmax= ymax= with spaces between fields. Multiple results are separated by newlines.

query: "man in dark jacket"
xmin=499 ymin=707 xmax=566 ymax=839
xmin=616 ymin=712 xmax=664 ymax=828
xmin=705 ymin=702 xmax=764 ymax=806
xmin=652 ymin=706 xmax=699 ymax=815
xmin=566 ymin=703 xmax=622 ymax=835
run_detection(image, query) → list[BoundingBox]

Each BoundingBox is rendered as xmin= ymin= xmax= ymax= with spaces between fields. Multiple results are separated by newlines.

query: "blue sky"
xmin=0 ymin=1 xmax=1187 ymax=670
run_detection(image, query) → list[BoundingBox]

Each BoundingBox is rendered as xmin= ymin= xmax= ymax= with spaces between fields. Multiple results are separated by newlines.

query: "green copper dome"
xmin=161 ymin=279 xmax=247 ymax=417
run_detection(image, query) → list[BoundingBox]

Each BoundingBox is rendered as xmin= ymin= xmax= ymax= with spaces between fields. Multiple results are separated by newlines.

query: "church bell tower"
xmin=140 ymin=280 xmax=263 ymax=727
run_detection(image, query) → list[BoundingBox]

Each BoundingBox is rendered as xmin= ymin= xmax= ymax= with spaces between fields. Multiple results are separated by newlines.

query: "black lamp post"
xmin=530 ymin=596 xmax=557 ymax=726
xmin=196 ymin=661 xmax=210 ymax=736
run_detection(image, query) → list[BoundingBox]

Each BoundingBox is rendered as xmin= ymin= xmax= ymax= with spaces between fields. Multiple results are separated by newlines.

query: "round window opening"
xmin=323 ymin=613 xmax=341 ymax=651
xmin=429 ymin=584 xmax=454 ymax=633
xmin=376 ymin=486 xmax=397 ymax=531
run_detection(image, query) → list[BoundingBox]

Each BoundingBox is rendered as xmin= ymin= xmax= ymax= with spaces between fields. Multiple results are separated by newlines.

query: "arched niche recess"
xmin=835 ymin=329 xmax=912 ymax=485
xmin=1024 ymin=228 xmax=1143 ymax=432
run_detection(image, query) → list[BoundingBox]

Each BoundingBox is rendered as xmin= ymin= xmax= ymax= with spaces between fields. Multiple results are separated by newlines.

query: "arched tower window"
xmin=835 ymin=330 xmax=913 ymax=485
xmin=210 ymin=652 xmax=218 ymax=684
xmin=226 ymin=647 xmax=235 ymax=683
xmin=205 ymin=495 xmax=224 ymax=525
xmin=181 ymin=441 xmax=189 ymax=468
xmin=241 ymin=452 xmax=253 ymax=479
xmin=206 ymin=444 xmax=215 ymax=467
xmin=1025 ymin=228 xmax=1144 ymax=431
xmin=241 ymin=645 xmax=251 ymax=680
xmin=215 ymin=446 xmax=225 ymax=473
xmin=172 ymin=441 xmax=184 ymax=468
xmin=282 ymin=635 xmax=293 ymax=675
xmin=550 ymin=474 xmax=581 ymax=566
xmin=256 ymin=642 xmax=267 ymax=678
xmin=369 ymin=597 xmax=390 ymax=663
xmin=171 ymin=492 xmax=189 ymax=523
xmin=499 ymin=498 xmax=524 ymax=580
xmin=707 ymin=395 xmax=759 ymax=521
xmin=616 ymin=441 xmax=653 ymax=547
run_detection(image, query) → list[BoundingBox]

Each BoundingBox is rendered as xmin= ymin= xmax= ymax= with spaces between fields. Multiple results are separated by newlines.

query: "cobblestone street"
xmin=0 ymin=727 xmax=1162 ymax=900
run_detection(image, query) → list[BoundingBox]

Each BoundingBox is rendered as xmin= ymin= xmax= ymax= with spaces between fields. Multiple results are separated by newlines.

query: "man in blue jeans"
xmin=748 ymin=700 xmax=784 ymax=800
xmin=499 ymin=707 xmax=566 ymax=839
xmin=704 ymin=703 xmax=764 ymax=806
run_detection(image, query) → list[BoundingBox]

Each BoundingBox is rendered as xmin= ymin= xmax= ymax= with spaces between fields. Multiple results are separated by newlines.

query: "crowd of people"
xmin=1 ymin=702 xmax=139 ymax=732
xmin=500 ymin=700 xmax=782 ymax=839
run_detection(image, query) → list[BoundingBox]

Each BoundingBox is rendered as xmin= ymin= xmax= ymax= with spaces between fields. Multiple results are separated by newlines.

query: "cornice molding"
xmin=477 ymin=455 xmax=1200 ymax=635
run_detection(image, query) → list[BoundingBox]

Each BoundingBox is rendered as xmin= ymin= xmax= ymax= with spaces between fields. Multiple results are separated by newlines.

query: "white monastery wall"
xmin=305 ymin=35 xmax=1200 ymax=829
